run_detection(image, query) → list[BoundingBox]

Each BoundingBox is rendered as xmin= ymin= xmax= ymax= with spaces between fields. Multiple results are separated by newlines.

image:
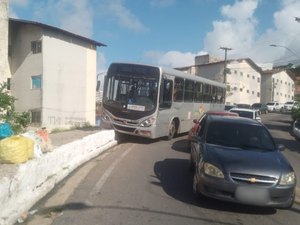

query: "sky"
xmin=8 ymin=0 xmax=300 ymax=75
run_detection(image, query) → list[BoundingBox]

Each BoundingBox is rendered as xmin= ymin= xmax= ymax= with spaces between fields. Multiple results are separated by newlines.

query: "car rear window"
xmin=230 ymin=110 xmax=253 ymax=119
xmin=206 ymin=121 xmax=275 ymax=151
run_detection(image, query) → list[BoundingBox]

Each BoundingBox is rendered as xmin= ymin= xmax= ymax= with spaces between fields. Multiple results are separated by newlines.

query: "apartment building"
xmin=261 ymin=69 xmax=295 ymax=104
xmin=8 ymin=18 xmax=106 ymax=130
xmin=177 ymin=54 xmax=295 ymax=105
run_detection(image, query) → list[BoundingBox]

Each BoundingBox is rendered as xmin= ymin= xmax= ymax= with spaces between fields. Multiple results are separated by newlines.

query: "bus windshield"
xmin=103 ymin=64 xmax=160 ymax=112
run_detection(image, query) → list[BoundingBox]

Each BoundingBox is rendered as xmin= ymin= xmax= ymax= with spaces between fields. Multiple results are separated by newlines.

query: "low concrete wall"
xmin=0 ymin=130 xmax=117 ymax=225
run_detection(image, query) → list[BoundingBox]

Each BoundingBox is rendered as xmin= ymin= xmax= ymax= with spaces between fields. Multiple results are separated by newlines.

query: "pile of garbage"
xmin=0 ymin=122 xmax=52 ymax=164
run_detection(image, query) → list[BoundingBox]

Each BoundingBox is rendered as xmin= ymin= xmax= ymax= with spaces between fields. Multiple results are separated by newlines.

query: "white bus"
xmin=102 ymin=62 xmax=226 ymax=139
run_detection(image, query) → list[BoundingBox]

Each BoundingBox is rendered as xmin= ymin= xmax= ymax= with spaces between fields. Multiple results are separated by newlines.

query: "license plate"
xmin=235 ymin=186 xmax=269 ymax=205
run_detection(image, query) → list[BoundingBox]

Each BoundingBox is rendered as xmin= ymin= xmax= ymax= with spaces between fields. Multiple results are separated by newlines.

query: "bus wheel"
xmin=167 ymin=120 xmax=176 ymax=140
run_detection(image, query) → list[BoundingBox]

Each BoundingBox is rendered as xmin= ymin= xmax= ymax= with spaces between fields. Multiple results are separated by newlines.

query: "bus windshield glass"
xmin=104 ymin=64 xmax=160 ymax=112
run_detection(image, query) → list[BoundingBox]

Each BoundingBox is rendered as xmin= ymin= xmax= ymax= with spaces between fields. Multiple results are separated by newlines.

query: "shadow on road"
xmin=171 ymin=139 xmax=190 ymax=153
xmin=153 ymin=158 xmax=278 ymax=215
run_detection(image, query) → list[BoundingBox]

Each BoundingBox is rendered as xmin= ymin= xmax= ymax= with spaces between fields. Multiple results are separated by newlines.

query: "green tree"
xmin=291 ymin=97 xmax=300 ymax=121
xmin=0 ymin=82 xmax=30 ymax=134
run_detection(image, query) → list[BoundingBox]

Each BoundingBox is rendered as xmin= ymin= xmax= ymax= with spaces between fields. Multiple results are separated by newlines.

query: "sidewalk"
xmin=0 ymin=128 xmax=117 ymax=225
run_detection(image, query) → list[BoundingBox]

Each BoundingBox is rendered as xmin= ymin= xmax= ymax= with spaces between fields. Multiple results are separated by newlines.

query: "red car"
xmin=187 ymin=110 xmax=239 ymax=147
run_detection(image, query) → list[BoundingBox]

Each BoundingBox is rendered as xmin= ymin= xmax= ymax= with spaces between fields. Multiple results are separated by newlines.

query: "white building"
xmin=226 ymin=58 xmax=262 ymax=105
xmin=8 ymin=18 xmax=106 ymax=130
xmin=261 ymin=69 xmax=295 ymax=104
xmin=176 ymin=54 xmax=295 ymax=106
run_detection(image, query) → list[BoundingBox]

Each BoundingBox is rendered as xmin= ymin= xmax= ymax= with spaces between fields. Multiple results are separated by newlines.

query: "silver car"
xmin=190 ymin=115 xmax=296 ymax=208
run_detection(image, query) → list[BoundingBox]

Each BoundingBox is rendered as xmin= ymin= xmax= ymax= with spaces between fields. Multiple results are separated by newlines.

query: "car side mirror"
xmin=192 ymin=135 xmax=203 ymax=143
xmin=277 ymin=144 xmax=285 ymax=151
xmin=193 ymin=119 xmax=199 ymax=124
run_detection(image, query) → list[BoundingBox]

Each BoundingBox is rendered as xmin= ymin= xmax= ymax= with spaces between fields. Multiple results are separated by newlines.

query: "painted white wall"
xmin=10 ymin=25 xmax=43 ymax=111
xmin=226 ymin=60 xmax=261 ymax=105
xmin=10 ymin=22 xmax=97 ymax=129
xmin=272 ymin=71 xmax=294 ymax=103
xmin=0 ymin=0 xmax=10 ymax=83
xmin=42 ymin=32 xmax=96 ymax=129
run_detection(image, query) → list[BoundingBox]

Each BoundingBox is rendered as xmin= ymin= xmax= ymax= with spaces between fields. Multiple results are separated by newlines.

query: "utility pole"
xmin=220 ymin=47 xmax=232 ymax=84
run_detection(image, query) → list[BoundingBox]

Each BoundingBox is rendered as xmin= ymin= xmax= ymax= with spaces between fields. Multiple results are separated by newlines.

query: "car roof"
xmin=207 ymin=114 xmax=260 ymax=125
xmin=229 ymin=108 xmax=256 ymax=113
xmin=206 ymin=110 xmax=239 ymax=116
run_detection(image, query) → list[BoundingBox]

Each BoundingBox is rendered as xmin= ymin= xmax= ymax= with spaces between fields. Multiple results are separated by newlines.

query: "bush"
xmin=0 ymin=82 xmax=30 ymax=134
xmin=291 ymin=98 xmax=300 ymax=121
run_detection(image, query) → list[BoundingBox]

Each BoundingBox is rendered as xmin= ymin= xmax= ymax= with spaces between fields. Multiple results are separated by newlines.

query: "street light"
xmin=269 ymin=44 xmax=300 ymax=62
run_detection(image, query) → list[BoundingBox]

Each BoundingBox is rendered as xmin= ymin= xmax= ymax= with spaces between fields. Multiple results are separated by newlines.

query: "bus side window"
xmin=159 ymin=79 xmax=173 ymax=108
xmin=174 ymin=77 xmax=184 ymax=101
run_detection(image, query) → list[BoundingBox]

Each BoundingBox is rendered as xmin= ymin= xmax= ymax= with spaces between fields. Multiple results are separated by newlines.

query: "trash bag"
xmin=35 ymin=128 xmax=53 ymax=152
xmin=0 ymin=136 xmax=34 ymax=164
xmin=0 ymin=122 xmax=13 ymax=139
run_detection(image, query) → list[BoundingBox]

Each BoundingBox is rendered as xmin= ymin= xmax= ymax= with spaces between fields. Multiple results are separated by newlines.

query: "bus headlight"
xmin=102 ymin=112 xmax=110 ymax=121
xmin=140 ymin=117 xmax=155 ymax=127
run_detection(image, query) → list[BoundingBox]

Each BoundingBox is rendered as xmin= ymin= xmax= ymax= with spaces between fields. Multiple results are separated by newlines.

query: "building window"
xmin=31 ymin=40 xmax=42 ymax=54
xmin=257 ymin=77 xmax=260 ymax=82
xmin=31 ymin=75 xmax=42 ymax=89
xmin=31 ymin=110 xmax=41 ymax=123
xmin=252 ymin=76 xmax=255 ymax=79
xmin=247 ymin=89 xmax=249 ymax=93
xmin=7 ymin=78 xmax=10 ymax=90
xmin=8 ymin=45 xmax=12 ymax=57
xmin=240 ymin=88 xmax=243 ymax=92
xmin=247 ymin=74 xmax=250 ymax=78
xmin=252 ymin=91 xmax=255 ymax=95
xmin=257 ymin=92 xmax=260 ymax=97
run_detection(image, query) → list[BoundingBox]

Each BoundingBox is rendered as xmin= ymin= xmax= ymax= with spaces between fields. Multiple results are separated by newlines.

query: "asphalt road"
xmin=24 ymin=113 xmax=300 ymax=225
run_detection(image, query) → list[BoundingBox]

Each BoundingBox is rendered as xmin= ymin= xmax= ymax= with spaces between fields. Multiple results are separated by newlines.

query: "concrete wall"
xmin=272 ymin=71 xmax=294 ymax=103
xmin=10 ymin=24 xmax=43 ymax=111
xmin=0 ymin=129 xmax=116 ymax=225
xmin=10 ymin=22 xmax=97 ymax=130
xmin=42 ymin=31 xmax=96 ymax=129
xmin=226 ymin=60 xmax=261 ymax=105
xmin=261 ymin=71 xmax=295 ymax=104
xmin=0 ymin=0 xmax=10 ymax=83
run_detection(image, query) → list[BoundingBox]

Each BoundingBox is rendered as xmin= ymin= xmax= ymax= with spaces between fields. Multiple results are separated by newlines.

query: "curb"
xmin=0 ymin=130 xmax=117 ymax=225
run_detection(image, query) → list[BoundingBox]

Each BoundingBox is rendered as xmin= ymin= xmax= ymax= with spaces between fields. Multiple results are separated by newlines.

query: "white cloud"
xmin=204 ymin=0 xmax=259 ymax=59
xmin=97 ymin=51 xmax=107 ymax=73
xmin=144 ymin=50 xmax=206 ymax=68
xmin=97 ymin=0 xmax=147 ymax=32
xmin=33 ymin=0 xmax=94 ymax=38
xmin=203 ymin=0 xmax=300 ymax=66
xmin=10 ymin=0 xmax=28 ymax=7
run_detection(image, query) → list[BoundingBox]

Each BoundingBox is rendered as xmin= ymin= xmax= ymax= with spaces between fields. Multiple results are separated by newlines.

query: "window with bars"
xmin=31 ymin=110 xmax=41 ymax=123
xmin=31 ymin=40 xmax=42 ymax=54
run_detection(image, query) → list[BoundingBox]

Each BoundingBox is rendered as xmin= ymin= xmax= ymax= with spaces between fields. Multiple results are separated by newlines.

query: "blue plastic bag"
xmin=0 ymin=123 xmax=13 ymax=139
